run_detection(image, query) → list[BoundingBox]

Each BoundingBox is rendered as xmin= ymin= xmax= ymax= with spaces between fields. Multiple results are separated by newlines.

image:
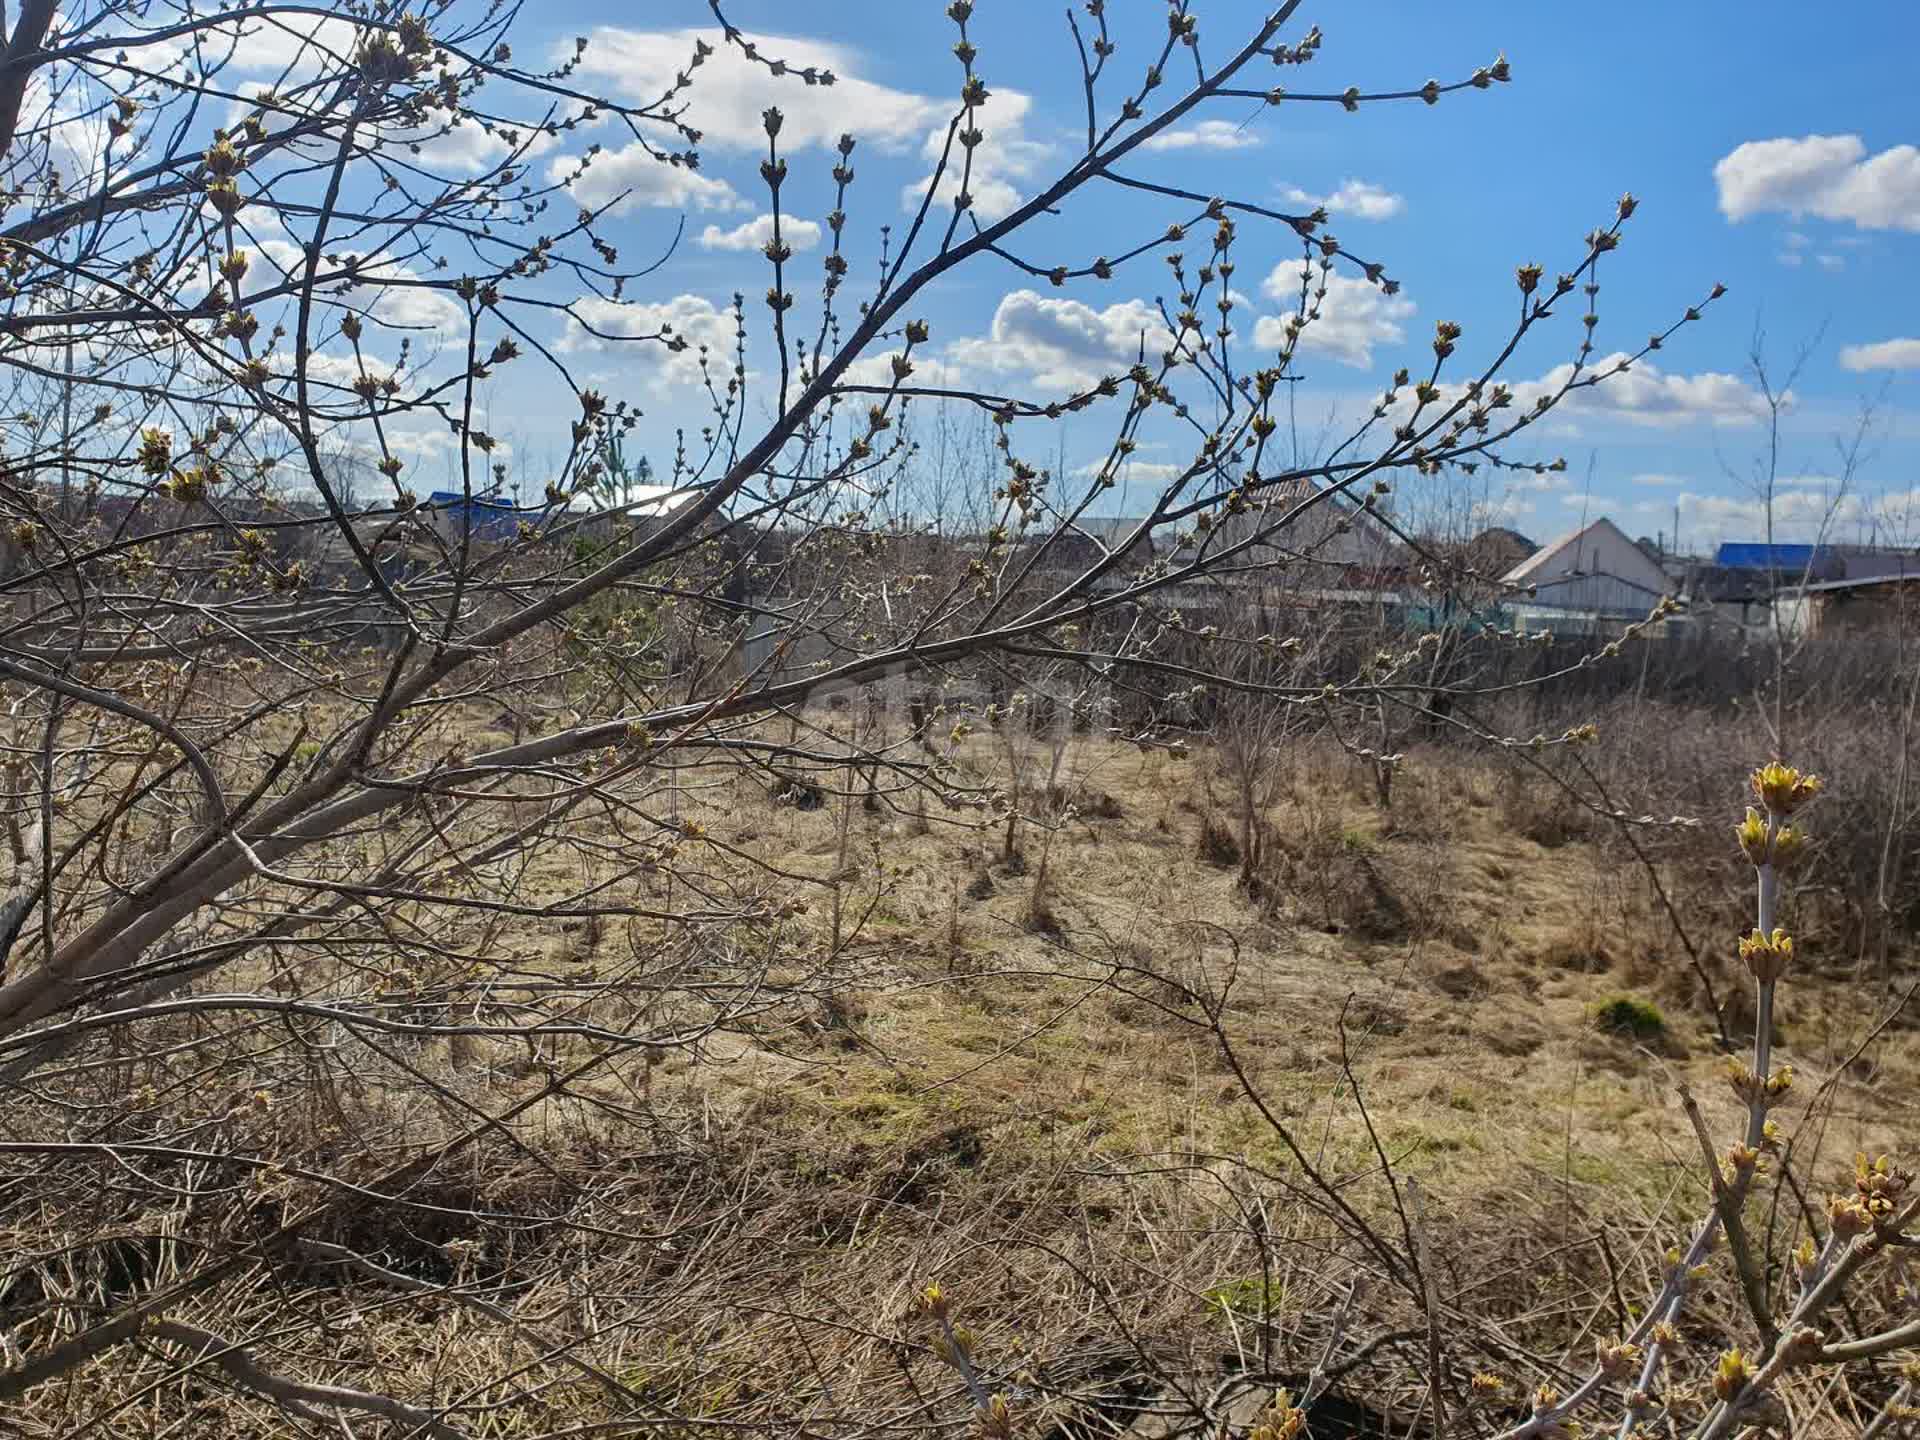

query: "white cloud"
xmin=311 ymin=419 xmax=513 ymax=476
xmin=301 ymin=352 xmax=394 ymax=393
xmin=396 ymin=420 xmax=518 ymax=464
xmin=1714 ymin=135 xmax=1920 ymax=232
xmin=1504 ymin=470 xmax=1574 ymax=497
xmin=220 ymin=12 xmax=365 ymax=75
xmin=548 ymin=146 xmax=746 ymax=216
xmin=1143 ymin=120 xmax=1260 ymax=152
xmin=1649 ymin=488 xmax=1920 ymax=548
xmin=566 ymin=28 xmax=941 ymax=153
xmin=901 ymin=91 xmax=1051 ymax=222
xmin=1366 ymin=354 xmax=1777 ymax=444
xmin=557 ymin=294 xmax=739 ymax=387
xmin=114 ymin=10 xmax=358 ymax=88
xmin=697 ymin=213 xmax=822 ymax=253
xmin=839 ymin=350 xmax=967 ymax=390
xmin=15 ymin=71 xmax=124 ymax=192
xmin=389 ymin=116 xmax=563 ymax=176
xmin=1254 ymin=260 xmax=1414 ymax=369
xmin=1281 ymin=179 xmax=1405 ymax=221
xmin=1516 ymin=354 xmax=1777 ymax=429
xmin=945 ymin=290 xmax=1172 ymax=391
xmin=1783 ymin=231 xmax=1810 ymax=249
xmin=1780 ymin=244 xmax=1846 ymax=273
xmin=370 ymin=277 xmax=466 ymax=333
xmin=1839 ymin=338 xmax=1920 ymax=372
xmin=247 ymin=242 xmax=465 ymax=336
xmin=380 ymin=428 xmax=463 ymax=464
xmin=1073 ymin=458 xmax=1184 ymax=483
xmin=1630 ymin=473 xmax=1688 ymax=487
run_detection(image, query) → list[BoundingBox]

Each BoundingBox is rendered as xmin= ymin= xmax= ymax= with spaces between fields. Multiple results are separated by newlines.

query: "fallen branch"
xmin=151 ymin=1321 xmax=469 ymax=1439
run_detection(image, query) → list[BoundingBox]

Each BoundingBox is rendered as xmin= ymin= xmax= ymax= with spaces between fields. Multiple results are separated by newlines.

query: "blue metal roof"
xmin=428 ymin=491 xmax=546 ymax=542
xmin=1714 ymin=542 xmax=1831 ymax=571
xmin=428 ymin=490 xmax=515 ymax=508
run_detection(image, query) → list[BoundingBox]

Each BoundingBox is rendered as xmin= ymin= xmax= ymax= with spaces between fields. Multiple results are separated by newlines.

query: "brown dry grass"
xmin=517 ymin=726 xmax=1917 ymax=1430
xmin=5 ymin=714 xmax=1915 ymax=1438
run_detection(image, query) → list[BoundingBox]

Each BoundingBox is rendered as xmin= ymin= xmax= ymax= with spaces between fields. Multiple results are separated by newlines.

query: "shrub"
xmin=1591 ymin=993 xmax=1667 ymax=1040
xmin=1196 ymin=814 xmax=1241 ymax=868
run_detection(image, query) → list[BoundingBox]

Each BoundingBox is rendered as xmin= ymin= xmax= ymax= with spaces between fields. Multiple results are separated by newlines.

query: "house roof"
xmin=1501 ymin=516 xmax=1667 ymax=592
xmin=1269 ymin=475 xmax=1398 ymax=534
xmin=1451 ymin=526 xmax=1537 ymax=577
xmin=585 ymin=485 xmax=698 ymax=520
xmin=425 ymin=486 xmax=697 ymax=527
xmin=1838 ymin=550 xmax=1920 ymax=582
xmin=1476 ymin=525 xmax=1537 ymax=551
xmin=1783 ymin=572 xmax=1920 ymax=597
xmin=1715 ymin=542 xmax=1838 ymax=573
xmin=428 ymin=490 xmax=516 ymax=511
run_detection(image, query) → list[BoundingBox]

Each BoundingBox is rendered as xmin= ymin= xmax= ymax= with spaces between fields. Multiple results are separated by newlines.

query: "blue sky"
xmin=424 ymin=1 xmax=1920 ymax=552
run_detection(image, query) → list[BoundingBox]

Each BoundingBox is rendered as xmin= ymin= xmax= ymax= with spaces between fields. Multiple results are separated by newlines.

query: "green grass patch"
xmin=1203 ymin=1275 xmax=1285 ymax=1323
xmin=1591 ymin=994 xmax=1666 ymax=1041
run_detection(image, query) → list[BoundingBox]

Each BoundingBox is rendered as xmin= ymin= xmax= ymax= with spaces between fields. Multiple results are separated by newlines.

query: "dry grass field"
xmin=183 ymin=716 xmax=1900 ymax=1439
xmin=2 ymin=665 xmax=1912 ymax=1438
xmin=2 ymin=659 xmax=1911 ymax=1440
xmin=619 ymin=727 xmax=1913 ymax=1191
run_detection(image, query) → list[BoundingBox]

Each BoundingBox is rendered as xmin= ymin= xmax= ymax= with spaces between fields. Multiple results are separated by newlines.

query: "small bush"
xmin=1196 ymin=815 xmax=1240 ymax=867
xmin=1591 ymin=993 xmax=1666 ymax=1041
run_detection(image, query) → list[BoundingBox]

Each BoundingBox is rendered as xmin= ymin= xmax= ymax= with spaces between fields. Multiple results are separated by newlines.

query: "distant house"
xmin=1501 ymin=516 xmax=1672 ymax=633
xmin=1221 ymin=477 xmax=1402 ymax=573
xmin=1463 ymin=526 xmax=1537 ymax=578
xmin=1046 ymin=479 xmax=1401 ymax=589
xmin=1835 ymin=546 xmax=1920 ymax=583
xmin=423 ymin=486 xmax=697 ymax=548
xmin=1776 ymin=569 xmax=1920 ymax=639
xmin=1049 ymin=515 xmax=1161 ymax=572
xmin=1713 ymin=542 xmax=1844 ymax=580
xmin=583 ymin=485 xmax=699 ymax=523
xmin=305 ymin=513 xmax=437 ymax=583
xmin=1681 ymin=563 xmax=1780 ymax=630
xmin=1685 ymin=544 xmax=1916 ymax=633
xmin=426 ymin=491 xmax=529 ymax=544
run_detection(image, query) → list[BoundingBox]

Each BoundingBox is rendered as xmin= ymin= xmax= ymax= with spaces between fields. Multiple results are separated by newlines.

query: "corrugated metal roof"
xmin=1839 ymin=551 xmax=1920 ymax=581
xmin=1783 ymin=571 xmax=1920 ymax=596
xmin=428 ymin=491 xmax=527 ymax=542
xmin=1714 ymin=542 xmax=1833 ymax=571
